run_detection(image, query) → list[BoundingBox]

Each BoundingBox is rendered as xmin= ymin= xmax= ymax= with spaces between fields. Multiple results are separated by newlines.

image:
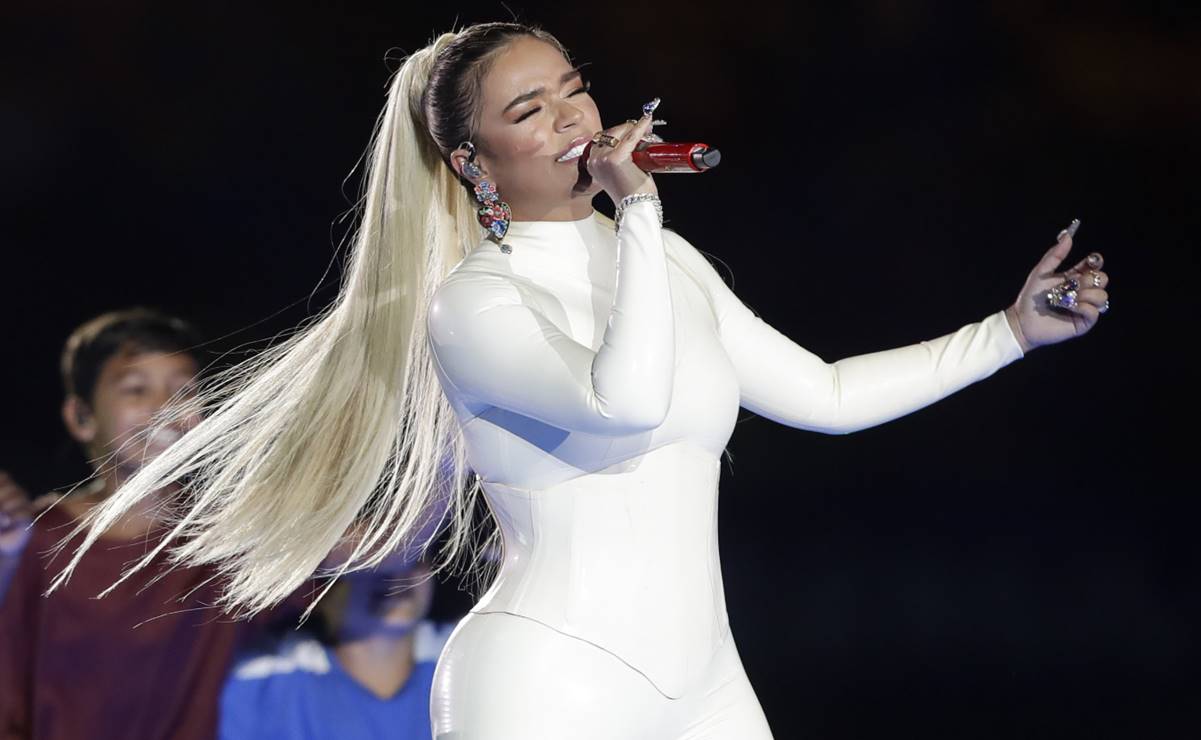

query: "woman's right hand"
xmin=584 ymin=112 xmax=658 ymax=204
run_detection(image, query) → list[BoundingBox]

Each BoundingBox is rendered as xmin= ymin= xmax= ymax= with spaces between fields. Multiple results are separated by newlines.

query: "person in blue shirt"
xmin=220 ymin=548 xmax=453 ymax=739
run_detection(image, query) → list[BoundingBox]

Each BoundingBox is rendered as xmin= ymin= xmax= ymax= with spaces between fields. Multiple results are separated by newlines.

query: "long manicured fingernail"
xmin=1057 ymin=218 xmax=1081 ymax=242
xmin=641 ymin=97 xmax=661 ymax=118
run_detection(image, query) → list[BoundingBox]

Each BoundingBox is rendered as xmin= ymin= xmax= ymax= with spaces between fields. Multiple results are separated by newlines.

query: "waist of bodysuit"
xmin=472 ymin=441 xmax=731 ymax=699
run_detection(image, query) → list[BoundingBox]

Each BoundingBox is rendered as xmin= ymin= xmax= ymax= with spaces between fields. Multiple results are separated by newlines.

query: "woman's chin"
xmin=571 ymin=168 xmax=600 ymax=196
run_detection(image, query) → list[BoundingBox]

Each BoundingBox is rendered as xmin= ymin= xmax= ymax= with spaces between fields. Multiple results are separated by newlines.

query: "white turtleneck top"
xmin=426 ymin=202 xmax=1024 ymax=698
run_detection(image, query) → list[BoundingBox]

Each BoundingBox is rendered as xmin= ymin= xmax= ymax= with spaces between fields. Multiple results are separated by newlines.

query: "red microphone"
xmin=630 ymin=141 xmax=721 ymax=173
xmin=579 ymin=139 xmax=721 ymax=175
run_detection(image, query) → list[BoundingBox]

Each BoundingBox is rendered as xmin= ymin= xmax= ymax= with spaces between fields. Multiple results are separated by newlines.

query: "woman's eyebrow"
xmin=502 ymin=67 xmax=584 ymax=114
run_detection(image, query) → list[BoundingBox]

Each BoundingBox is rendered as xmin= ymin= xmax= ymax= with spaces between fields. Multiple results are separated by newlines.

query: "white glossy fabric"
xmin=425 ymin=203 xmax=1024 ymax=738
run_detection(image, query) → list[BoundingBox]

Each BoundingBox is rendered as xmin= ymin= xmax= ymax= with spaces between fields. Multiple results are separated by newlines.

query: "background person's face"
xmin=83 ymin=348 xmax=201 ymax=473
xmin=333 ymin=558 xmax=435 ymax=641
xmin=472 ymin=36 xmax=604 ymax=218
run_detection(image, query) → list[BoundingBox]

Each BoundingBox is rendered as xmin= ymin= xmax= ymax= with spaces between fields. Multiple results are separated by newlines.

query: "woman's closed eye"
xmin=514 ymin=80 xmax=592 ymax=123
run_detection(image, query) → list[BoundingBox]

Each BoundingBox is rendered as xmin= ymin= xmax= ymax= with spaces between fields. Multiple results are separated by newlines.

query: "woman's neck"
xmin=509 ymin=194 xmax=596 ymax=222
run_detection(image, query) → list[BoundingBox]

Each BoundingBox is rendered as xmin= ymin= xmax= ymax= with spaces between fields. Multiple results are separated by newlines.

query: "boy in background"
xmin=0 ymin=307 xmax=294 ymax=740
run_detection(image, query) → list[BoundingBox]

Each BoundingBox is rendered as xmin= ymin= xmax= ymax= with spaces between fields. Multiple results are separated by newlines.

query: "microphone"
xmin=578 ymin=139 xmax=722 ymax=175
xmin=631 ymin=141 xmax=721 ymax=173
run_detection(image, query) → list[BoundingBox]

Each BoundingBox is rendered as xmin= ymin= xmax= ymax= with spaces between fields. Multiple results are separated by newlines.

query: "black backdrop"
xmin=3 ymin=1 xmax=1197 ymax=737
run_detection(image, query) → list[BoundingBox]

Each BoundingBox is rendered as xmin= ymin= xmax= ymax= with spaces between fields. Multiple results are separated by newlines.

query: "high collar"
xmin=474 ymin=210 xmax=614 ymax=268
xmin=502 ymin=209 xmax=605 ymax=243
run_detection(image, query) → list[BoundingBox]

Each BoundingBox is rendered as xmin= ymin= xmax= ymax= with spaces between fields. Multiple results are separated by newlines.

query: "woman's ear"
xmin=62 ymin=395 xmax=97 ymax=444
xmin=449 ymin=146 xmax=486 ymax=185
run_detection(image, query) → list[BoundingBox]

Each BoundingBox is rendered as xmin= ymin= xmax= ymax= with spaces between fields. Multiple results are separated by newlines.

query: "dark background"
xmin=3 ymin=1 xmax=1198 ymax=737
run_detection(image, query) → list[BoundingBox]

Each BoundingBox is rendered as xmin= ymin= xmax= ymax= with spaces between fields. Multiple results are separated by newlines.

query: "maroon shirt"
xmin=0 ymin=506 xmax=263 ymax=740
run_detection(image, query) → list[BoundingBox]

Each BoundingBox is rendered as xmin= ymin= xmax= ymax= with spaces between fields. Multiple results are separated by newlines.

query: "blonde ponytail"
xmin=49 ymin=31 xmax=495 ymax=617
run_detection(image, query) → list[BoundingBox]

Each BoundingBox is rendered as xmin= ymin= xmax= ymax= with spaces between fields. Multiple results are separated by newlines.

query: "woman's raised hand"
xmin=1005 ymin=227 xmax=1111 ymax=352
xmin=584 ymin=111 xmax=658 ymax=204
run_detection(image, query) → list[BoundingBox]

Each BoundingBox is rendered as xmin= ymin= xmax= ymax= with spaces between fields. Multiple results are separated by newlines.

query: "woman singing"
xmin=53 ymin=21 xmax=1110 ymax=739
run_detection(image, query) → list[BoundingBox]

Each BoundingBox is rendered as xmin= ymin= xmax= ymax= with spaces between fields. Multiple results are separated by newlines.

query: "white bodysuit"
xmin=425 ymin=202 xmax=1024 ymax=739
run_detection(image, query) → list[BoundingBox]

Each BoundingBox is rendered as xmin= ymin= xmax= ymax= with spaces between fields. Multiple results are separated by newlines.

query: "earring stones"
xmin=473 ymin=180 xmax=511 ymax=243
xmin=478 ymin=201 xmax=512 ymax=241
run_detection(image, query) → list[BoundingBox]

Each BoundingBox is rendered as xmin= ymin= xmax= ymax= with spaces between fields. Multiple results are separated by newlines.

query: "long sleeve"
xmin=427 ymin=201 xmax=674 ymax=436
xmin=0 ymin=542 xmax=36 ymax=739
xmin=664 ymin=230 xmax=1025 ymax=435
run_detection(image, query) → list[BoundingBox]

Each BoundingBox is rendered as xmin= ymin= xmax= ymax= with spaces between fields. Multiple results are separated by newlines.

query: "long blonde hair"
xmin=48 ymin=24 xmax=564 ymax=617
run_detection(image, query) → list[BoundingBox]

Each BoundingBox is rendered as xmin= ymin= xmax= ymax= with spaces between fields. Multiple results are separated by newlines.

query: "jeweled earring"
xmin=473 ymin=179 xmax=513 ymax=249
xmin=460 ymin=141 xmax=512 ymax=254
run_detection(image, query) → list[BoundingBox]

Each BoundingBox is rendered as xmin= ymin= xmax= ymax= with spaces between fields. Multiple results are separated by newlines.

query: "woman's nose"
xmin=555 ymin=101 xmax=584 ymax=129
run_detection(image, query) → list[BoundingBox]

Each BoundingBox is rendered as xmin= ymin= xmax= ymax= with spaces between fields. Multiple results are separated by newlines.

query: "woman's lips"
xmin=556 ymin=141 xmax=588 ymax=163
xmin=556 ymin=135 xmax=591 ymax=163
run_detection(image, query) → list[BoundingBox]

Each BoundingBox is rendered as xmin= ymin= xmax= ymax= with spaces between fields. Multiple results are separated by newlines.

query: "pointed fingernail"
xmin=1057 ymin=218 xmax=1081 ymax=242
xmin=641 ymin=97 xmax=661 ymax=117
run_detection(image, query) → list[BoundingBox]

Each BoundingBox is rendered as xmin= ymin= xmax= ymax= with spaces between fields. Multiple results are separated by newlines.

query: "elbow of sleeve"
xmin=635 ymin=394 xmax=672 ymax=431
xmin=593 ymin=374 xmax=673 ymax=434
xmin=597 ymin=393 xmax=671 ymax=435
xmin=590 ymin=346 xmax=675 ymax=434
xmin=790 ymin=406 xmax=874 ymax=436
xmin=822 ymin=422 xmax=862 ymax=436
xmin=794 ymin=412 xmax=861 ymax=436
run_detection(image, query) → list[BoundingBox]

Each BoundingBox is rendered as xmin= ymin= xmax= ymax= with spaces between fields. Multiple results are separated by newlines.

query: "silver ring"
xmin=1091 ymin=271 xmax=1103 ymax=288
xmin=1099 ymin=299 xmax=1110 ymax=314
xmin=1046 ymin=285 xmax=1079 ymax=310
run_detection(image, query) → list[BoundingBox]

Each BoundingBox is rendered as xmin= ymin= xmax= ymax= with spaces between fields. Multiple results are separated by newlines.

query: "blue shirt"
xmin=220 ymin=622 xmax=452 ymax=740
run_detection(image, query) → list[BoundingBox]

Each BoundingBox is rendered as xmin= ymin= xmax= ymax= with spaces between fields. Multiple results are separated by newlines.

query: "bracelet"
xmin=614 ymin=193 xmax=663 ymax=234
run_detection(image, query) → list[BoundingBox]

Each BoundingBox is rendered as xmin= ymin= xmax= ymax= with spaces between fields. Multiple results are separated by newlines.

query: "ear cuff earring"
xmin=460 ymin=141 xmax=512 ymax=253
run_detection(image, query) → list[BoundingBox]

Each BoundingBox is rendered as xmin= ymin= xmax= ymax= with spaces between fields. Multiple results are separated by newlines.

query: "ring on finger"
xmin=1046 ymin=284 xmax=1079 ymax=310
xmin=1090 ymin=270 xmax=1103 ymax=288
xmin=1099 ymin=299 xmax=1110 ymax=314
xmin=592 ymin=132 xmax=621 ymax=148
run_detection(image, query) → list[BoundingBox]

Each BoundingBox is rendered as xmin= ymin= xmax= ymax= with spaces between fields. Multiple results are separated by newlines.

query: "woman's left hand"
xmin=1004 ymin=229 xmax=1110 ymax=353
